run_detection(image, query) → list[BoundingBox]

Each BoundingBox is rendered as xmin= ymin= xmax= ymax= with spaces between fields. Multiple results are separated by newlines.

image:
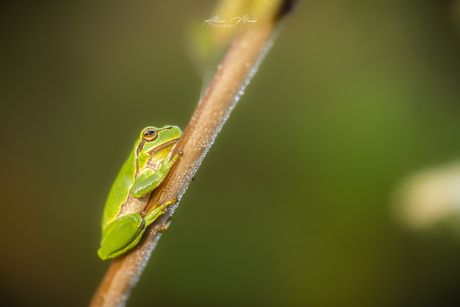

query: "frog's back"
xmin=102 ymin=148 xmax=136 ymax=229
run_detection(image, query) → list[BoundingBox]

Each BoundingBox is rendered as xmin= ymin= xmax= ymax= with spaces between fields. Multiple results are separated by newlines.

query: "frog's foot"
xmin=158 ymin=219 xmax=172 ymax=233
xmin=159 ymin=197 xmax=178 ymax=211
xmin=156 ymin=197 xmax=178 ymax=216
xmin=144 ymin=197 xmax=178 ymax=226
xmin=159 ymin=150 xmax=182 ymax=174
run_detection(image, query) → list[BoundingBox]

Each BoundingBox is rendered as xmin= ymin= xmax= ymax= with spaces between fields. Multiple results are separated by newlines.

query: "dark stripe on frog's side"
xmin=134 ymin=139 xmax=146 ymax=178
xmin=133 ymin=127 xmax=177 ymax=177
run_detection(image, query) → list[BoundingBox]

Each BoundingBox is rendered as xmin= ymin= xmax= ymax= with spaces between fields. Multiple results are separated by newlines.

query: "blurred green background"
xmin=2 ymin=0 xmax=460 ymax=306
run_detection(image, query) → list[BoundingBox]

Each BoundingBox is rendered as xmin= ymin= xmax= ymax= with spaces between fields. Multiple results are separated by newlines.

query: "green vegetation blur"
xmin=2 ymin=0 xmax=460 ymax=306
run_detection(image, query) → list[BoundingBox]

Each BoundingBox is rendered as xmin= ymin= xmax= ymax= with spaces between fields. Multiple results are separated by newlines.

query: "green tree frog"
xmin=98 ymin=126 xmax=182 ymax=260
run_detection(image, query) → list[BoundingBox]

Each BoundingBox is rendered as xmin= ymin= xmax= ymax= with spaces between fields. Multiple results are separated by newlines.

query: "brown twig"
xmin=90 ymin=2 xmax=297 ymax=306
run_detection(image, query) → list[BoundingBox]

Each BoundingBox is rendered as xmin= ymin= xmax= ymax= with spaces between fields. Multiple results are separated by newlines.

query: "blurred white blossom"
xmin=394 ymin=162 xmax=460 ymax=229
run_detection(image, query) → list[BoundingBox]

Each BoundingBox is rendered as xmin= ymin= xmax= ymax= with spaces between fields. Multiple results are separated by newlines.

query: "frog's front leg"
xmin=131 ymin=151 xmax=182 ymax=198
xmin=158 ymin=150 xmax=181 ymax=174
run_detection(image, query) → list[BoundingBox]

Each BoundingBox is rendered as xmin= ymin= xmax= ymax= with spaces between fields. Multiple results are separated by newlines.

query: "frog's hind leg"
xmin=98 ymin=213 xmax=146 ymax=260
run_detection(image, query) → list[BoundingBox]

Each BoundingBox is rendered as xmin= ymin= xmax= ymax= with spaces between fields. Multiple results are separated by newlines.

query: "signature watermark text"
xmin=203 ymin=15 xmax=257 ymax=28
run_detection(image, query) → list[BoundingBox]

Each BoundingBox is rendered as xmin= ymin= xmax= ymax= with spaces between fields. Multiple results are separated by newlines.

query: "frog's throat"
xmin=146 ymin=138 xmax=180 ymax=155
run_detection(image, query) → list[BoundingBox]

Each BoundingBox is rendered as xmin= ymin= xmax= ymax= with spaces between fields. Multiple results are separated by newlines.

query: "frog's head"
xmin=136 ymin=126 xmax=182 ymax=169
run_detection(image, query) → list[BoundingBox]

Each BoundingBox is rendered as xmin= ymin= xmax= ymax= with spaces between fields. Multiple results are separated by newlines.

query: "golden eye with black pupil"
xmin=142 ymin=128 xmax=158 ymax=142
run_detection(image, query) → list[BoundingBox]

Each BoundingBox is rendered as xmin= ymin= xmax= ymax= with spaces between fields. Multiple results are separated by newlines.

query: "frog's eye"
xmin=142 ymin=128 xmax=158 ymax=142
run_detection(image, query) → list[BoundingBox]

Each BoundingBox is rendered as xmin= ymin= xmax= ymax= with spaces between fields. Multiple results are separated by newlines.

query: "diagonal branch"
xmin=90 ymin=2 xmax=297 ymax=306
